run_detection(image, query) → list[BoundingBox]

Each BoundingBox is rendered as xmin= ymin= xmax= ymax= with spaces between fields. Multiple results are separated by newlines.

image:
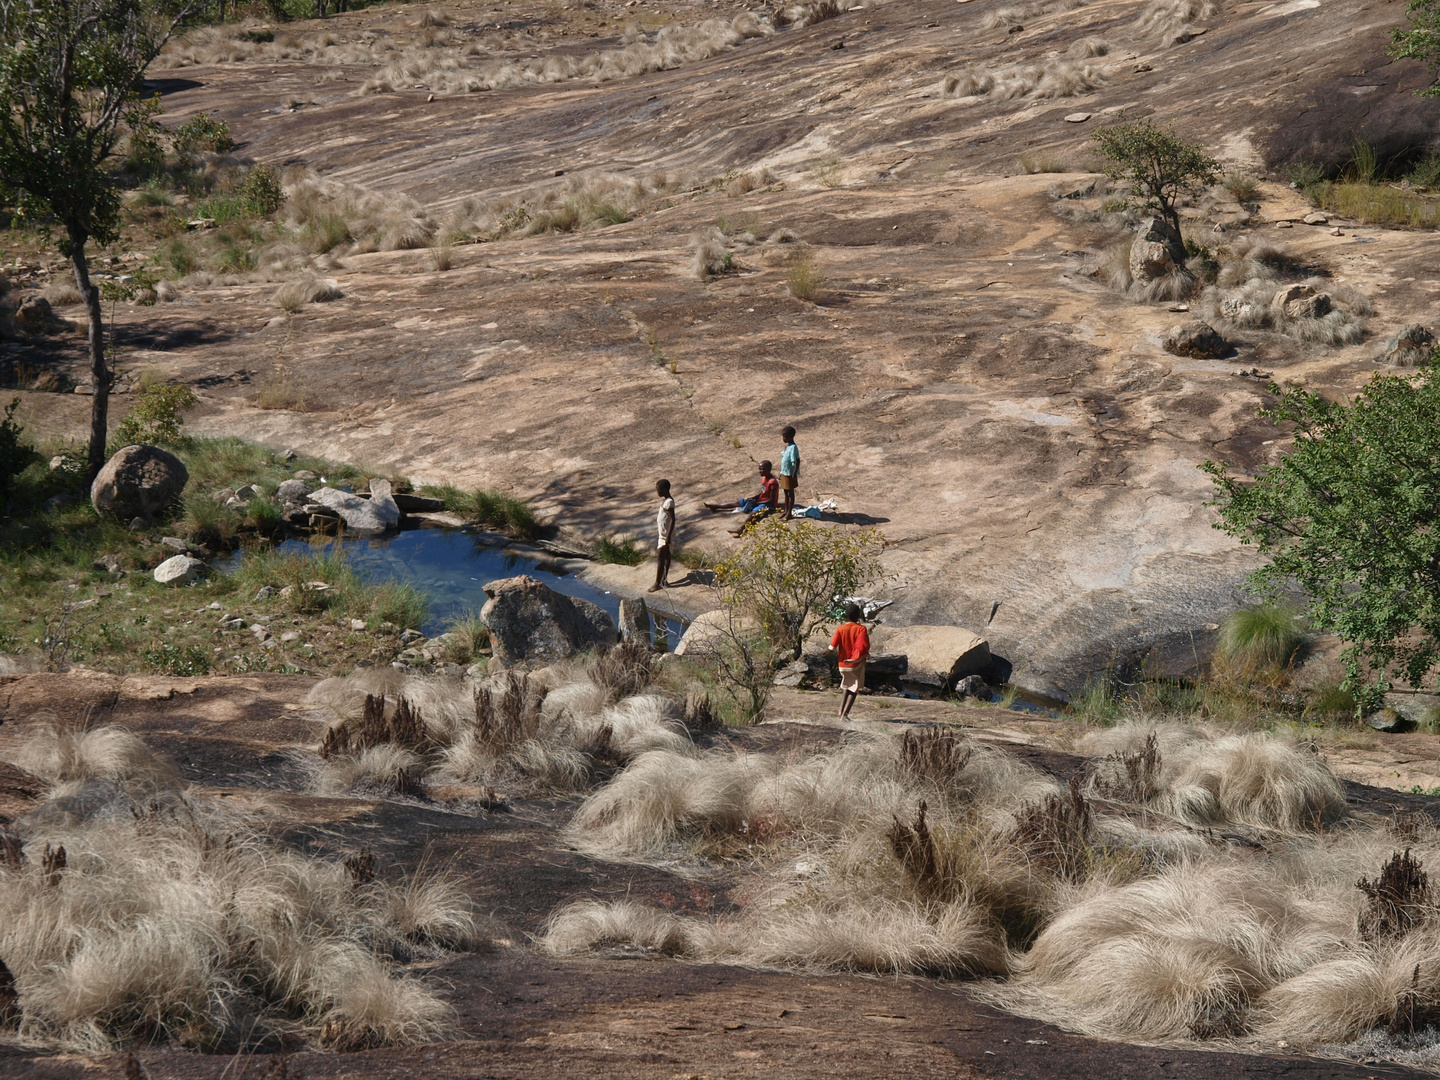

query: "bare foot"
xmin=646 ymin=585 xmax=662 ymax=593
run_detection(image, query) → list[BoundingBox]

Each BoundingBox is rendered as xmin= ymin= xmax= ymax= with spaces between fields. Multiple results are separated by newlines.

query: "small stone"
xmin=161 ymin=536 xmax=188 ymax=551
xmin=276 ymin=478 xmax=311 ymax=504
xmin=436 ymin=662 xmax=465 ymax=678
xmin=280 ymin=631 xmax=301 ymax=643
xmin=261 ymin=638 xmax=279 ymax=650
xmin=773 ymin=659 xmax=809 ymax=688
xmin=153 ymin=554 xmax=205 ymax=586
xmin=223 ymin=618 xmax=244 ymax=630
xmin=1163 ymin=320 xmax=1231 ymax=359
xmin=1063 ymin=112 xmax=1091 ymax=123
xmin=1276 ymin=220 xmax=1293 ymax=228
xmin=278 ymin=449 xmax=297 ymax=462
xmin=1330 ymin=227 xmax=1343 ymax=236
xmin=350 ymin=619 xmax=368 ymax=631
xmin=254 ymin=586 xmax=276 ymax=601
xmin=235 ymin=485 xmax=258 ymax=500
xmin=465 ymin=662 xmax=488 ymax=679
xmin=209 ymin=602 xmax=222 ymax=609
xmin=400 ymin=628 xmax=426 ymax=644
xmin=1302 ymin=212 xmax=1329 ymax=225
xmin=294 ymin=470 xmax=318 ymax=481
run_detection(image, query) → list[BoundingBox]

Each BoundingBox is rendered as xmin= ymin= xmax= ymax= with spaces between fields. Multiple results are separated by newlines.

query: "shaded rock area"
xmin=1164 ymin=320 xmax=1231 ymax=359
xmin=481 ymin=575 xmax=618 ymax=667
xmin=90 ymin=445 xmax=188 ymax=522
xmin=868 ymin=625 xmax=991 ymax=692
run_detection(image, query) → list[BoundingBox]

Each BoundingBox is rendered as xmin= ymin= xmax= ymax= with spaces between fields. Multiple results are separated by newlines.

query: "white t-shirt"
xmin=657 ymin=497 xmax=675 ymax=548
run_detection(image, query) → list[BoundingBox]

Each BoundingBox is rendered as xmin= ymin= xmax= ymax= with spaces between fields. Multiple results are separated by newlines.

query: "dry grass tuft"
xmin=39 ymin=282 xmax=83 ymax=307
xmin=786 ymin=256 xmax=825 ymax=302
xmin=690 ymin=227 xmax=731 ymax=279
xmin=273 ymin=275 xmax=343 ymax=312
xmin=1132 ymin=0 xmax=1215 ymax=45
xmin=307 ymin=664 xmax=688 ymax=798
xmin=981 ymin=0 xmax=1087 ymax=29
xmin=0 ymin=727 xmax=475 ymax=1052
xmin=941 ymin=59 xmax=1107 ymax=101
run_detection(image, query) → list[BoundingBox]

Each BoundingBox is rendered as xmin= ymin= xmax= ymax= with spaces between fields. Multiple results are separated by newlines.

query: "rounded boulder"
xmin=91 ymin=444 xmax=189 ymax=521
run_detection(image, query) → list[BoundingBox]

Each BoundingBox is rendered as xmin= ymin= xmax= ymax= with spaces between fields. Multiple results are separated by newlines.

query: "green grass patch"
xmin=417 ymin=484 xmax=541 ymax=539
xmin=593 ymin=534 xmax=646 ymax=566
xmin=1312 ymin=181 xmax=1440 ymax=229
xmin=1218 ymin=602 xmax=1311 ymax=668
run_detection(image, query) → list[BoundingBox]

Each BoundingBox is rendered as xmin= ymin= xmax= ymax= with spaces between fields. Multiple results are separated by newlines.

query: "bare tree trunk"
xmin=71 ymin=233 xmax=109 ymax=483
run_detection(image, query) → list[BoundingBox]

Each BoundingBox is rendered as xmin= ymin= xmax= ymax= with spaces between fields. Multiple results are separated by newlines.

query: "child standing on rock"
xmin=827 ymin=602 xmax=870 ymax=720
xmin=650 ymin=479 xmax=675 ymax=593
xmin=779 ymin=425 xmax=800 ymax=520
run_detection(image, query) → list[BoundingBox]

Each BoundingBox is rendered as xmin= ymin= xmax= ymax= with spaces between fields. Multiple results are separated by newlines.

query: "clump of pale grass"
xmin=941 ymin=59 xmax=1107 ymax=101
xmin=1132 ymin=0 xmax=1216 ymax=44
xmin=360 ymin=13 xmax=772 ymax=97
xmin=39 ymin=282 xmax=83 ymax=307
xmin=284 ymin=170 xmax=436 ymax=253
xmin=690 ymin=227 xmax=731 ymax=279
xmin=0 ymin=773 xmax=476 ymax=1051
xmin=981 ymin=0 xmax=1087 ymax=29
xmin=306 ymin=660 xmax=687 ymax=797
xmin=8 ymin=715 xmax=176 ymax=791
xmin=273 ymin=274 xmax=343 ymax=312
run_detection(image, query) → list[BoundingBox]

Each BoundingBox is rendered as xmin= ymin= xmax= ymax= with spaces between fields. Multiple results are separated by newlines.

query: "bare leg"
xmin=839 ymin=689 xmax=857 ymax=719
xmin=783 ymin=487 xmax=795 ymax=520
xmin=649 ymin=544 xmax=671 ymax=592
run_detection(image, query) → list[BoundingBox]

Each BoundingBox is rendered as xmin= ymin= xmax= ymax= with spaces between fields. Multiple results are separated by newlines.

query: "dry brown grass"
xmin=941 ymin=58 xmax=1107 ymax=101
xmin=273 ymin=274 xmax=344 ymax=312
xmin=0 ymin=722 xmax=478 ymax=1053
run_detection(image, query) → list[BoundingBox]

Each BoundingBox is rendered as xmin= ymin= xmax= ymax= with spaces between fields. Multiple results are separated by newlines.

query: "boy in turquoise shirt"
xmin=779 ymin=425 xmax=799 ymax=520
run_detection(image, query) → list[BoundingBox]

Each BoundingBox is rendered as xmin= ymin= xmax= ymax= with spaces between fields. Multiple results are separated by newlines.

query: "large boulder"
xmin=675 ymin=608 xmax=761 ymax=656
xmin=1129 ymin=216 xmax=1187 ymax=283
xmin=91 ymin=444 xmax=189 ymax=521
xmin=1271 ymin=283 xmax=1331 ymax=320
xmin=275 ymin=478 xmax=312 ymax=505
xmin=308 ymin=486 xmax=399 ymax=534
xmin=617 ymin=596 xmax=652 ymax=646
xmin=480 ymin=575 xmax=617 ymax=667
xmin=1163 ymin=320 xmax=1231 ymax=359
xmin=1384 ymin=324 xmax=1436 ymax=366
xmin=867 ymin=625 xmax=991 ymax=692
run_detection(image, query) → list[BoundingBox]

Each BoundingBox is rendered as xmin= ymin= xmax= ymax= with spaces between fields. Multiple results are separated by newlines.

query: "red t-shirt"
xmin=759 ymin=474 xmax=779 ymax=507
xmin=830 ymin=622 xmax=870 ymax=667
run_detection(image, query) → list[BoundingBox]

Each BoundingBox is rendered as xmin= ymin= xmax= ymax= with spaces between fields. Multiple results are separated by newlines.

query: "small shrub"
xmin=1286 ymin=160 xmax=1326 ymax=193
xmin=173 ymin=111 xmax=234 ymax=156
xmin=1020 ymin=151 xmax=1068 ymax=173
xmin=594 ymin=534 xmax=645 ymax=566
xmin=254 ymin=374 xmax=308 ymax=411
xmin=430 ymin=238 xmax=453 ymax=271
xmin=1350 ymin=139 xmax=1380 ymax=183
xmin=441 ymin=608 xmax=488 ymax=663
xmin=1408 ymin=154 xmax=1440 ymax=190
xmin=1217 ymin=602 xmax=1310 ymax=668
xmin=1357 ymin=849 xmax=1430 ymax=942
xmin=786 ymin=257 xmax=825 ymax=302
xmin=0 ymin=398 xmax=39 ymax=503
xmin=1222 ymin=173 xmax=1260 ymax=203
xmin=142 ymin=642 xmax=213 ymax=676
xmin=113 ymin=383 xmax=197 ymax=447
xmin=470 ymin=488 xmax=540 ymax=538
xmin=238 ymin=163 xmax=285 ymax=216
xmin=180 ymin=492 xmax=243 ymax=548
xmin=247 ymin=497 xmax=283 ymax=533
xmin=158 ymin=236 xmax=200 ymax=277
xmin=1093 ymin=118 xmax=1220 ymax=237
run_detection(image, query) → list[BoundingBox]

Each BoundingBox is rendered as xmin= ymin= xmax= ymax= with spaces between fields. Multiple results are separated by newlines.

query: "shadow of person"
xmin=832 ymin=512 xmax=890 ymax=526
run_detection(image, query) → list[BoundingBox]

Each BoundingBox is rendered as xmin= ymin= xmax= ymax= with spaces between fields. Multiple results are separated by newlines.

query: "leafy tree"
xmin=113 ymin=382 xmax=196 ymax=447
xmin=1392 ymin=0 xmax=1440 ymax=96
xmin=714 ymin=517 xmax=884 ymax=661
xmin=1203 ymin=357 xmax=1440 ymax=710
xmin=1093 ymin=118 xmax=1220 ymax=239
xmin=0 ymin=0 xmax=195 ymax=482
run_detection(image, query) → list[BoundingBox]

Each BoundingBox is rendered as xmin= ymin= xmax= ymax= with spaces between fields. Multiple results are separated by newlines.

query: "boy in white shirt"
xmin=650 ymin=478 xmax=675 ymax=593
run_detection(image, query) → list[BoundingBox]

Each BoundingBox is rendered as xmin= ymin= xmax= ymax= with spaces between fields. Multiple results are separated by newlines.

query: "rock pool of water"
xmin=251 ymin=527 xmax=684 ymax=645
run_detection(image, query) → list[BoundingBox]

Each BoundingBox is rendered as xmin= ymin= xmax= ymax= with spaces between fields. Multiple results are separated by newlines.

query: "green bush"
xmin=246 ymin=497 xmax=283 ymax=533
xmin=142 ymin=642 xmax=212 ymax=676
xmin=238 ymin=164 xmax=284 ymax=216
xmin=441 ymin=608 xmax=488 ymax=663
xmin=1092 ymin=119 xmax=1220 ymax=238
xmin=173 ymin=112 xmax=234 ymax=156
xmin=114 ymin=383 xmax=197 ymax=448
xmin=0 ymin=398 xmax=39 ymax=503
xmin=1217 ymin=603 xmax=1311 ymax=668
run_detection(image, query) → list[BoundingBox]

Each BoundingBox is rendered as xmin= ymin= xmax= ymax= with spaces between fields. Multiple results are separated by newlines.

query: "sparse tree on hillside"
xmin=1204 ymin=356 xmax=1440 ymax=711
xmin=0 ymin=0 xmax=194 ymax=481
xmin=1392 ymin=0 xmax=1440 ymax=95
xmin=1093 ymin=119 xmax=1220 ymax=240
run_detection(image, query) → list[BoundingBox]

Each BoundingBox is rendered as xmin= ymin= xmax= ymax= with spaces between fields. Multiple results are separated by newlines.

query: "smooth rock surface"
xmin=481 ymin=574 xmax=617 ymax=667
xmin=91 ymin=445 xmax=189 ymax=521
xmin=867 ymin=625 xmax=990 ymax=691
xmin=308 ymin=486 xmax=399 ymax=533
xmin=153 ymin=554 xmax=205 ymax=585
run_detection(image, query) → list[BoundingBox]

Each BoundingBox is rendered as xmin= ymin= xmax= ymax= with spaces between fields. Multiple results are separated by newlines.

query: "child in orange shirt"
xmin=827 ymin=602 xmax=870 ymax=720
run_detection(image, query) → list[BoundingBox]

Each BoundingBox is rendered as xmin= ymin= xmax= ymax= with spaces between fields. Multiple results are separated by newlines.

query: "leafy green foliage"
xmin=1392 ymin=0 xmax=1440 ymax=96
xmin=1204 ymin=361 xmax=1440 ymax=709
xmin=0 ymin=398 xmax=40 ymax=503
xmin=1092 ymin=119 xmax=1220 ymax=236
xmin=142 ymin=641 xmax=212 ymax=675
xmin=715 ymin=517 xmax=883 ymax=660
xmin=419 ymin=485 xmax=540 ymax=539
xmin=114 ymin=383 xmax=197 ymax=447
xmin=173 ymin=112 xmax=234 ymax=156
xmin=238 ymin=164 xmax=284 ymax=216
